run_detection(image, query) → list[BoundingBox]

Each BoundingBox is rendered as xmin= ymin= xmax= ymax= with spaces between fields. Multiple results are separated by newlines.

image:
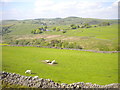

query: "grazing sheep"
xmin=51 ymin=60 xmax=56 ymax=64
xmin=45 ymin=60 xmax=50 ymax=63
xmin=25 ymin=70 xmax=31 ymax=74
xmin=48 ymin=60 xmax=57 ymax=65
xmin=48 ymin=63 xmax=53 ymax=65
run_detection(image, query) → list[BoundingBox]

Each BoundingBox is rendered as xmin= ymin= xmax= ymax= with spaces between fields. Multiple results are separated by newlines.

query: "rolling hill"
xmin=1 ymin=17 xmax=119 ymax=51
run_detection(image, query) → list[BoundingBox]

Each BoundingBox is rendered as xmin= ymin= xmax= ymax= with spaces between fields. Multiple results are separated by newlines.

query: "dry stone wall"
xmin=0 ymin=71 xmax=119 ymax=89
xmin=5 ymin=45 xmax=120 ymax=53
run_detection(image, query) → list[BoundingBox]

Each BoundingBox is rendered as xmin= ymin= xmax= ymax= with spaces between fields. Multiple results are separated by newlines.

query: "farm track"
xmin=3 ymin=45 xmax=120 ymax=53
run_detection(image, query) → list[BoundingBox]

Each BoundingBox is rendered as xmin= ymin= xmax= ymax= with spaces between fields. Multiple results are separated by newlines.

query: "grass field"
xmin=2 ymin=46 xmax=118 ymax=85
xmin=8 ymin=23 xmax=118 ymax=41
xmin=3 ymin=24 xmax=118 ymax=51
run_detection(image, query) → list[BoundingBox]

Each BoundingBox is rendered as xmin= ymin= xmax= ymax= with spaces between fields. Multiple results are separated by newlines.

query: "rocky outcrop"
xmin=0 ymin=71 xmax=119 ymax=89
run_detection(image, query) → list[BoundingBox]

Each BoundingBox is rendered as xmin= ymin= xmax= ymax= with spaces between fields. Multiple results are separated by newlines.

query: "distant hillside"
xmin=32 ymin=17 xmax=117 ymax=25
xmin=1 ymin=17 xmax=117 ymax=26
xmin=1 ymin=17 xmax=118 ymax=51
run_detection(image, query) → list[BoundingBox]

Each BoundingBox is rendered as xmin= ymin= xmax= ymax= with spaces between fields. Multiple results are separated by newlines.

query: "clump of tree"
xmin=56 ymin=27 xmax=60 ymax=31
xmin=31 ymin=29 xmax=43 ymax=34
xmin=48 ymin=40 xmax=82 ymax=49
xmin=62 ymin=30 xmax=67 ymax=33
xmin=70 ymin=23 xmax=92 ymax=29
xmin=52 ymin=27 xmax=56 ymax=31
xmin=52 ymin=27 xmax=61 ymax=31
xmin=99 ymin=22 xmax=110 ymax=26
xmin=38 ymin=26 xmax=47 ymax=31
xmin=6 ymin=39 xmax=83 ymax=49
xmin=61 ymin=42 xmax=82 ymax=49
xmin=31 ymin=26 xmax=48 ymax=34
xmin=50 ymin=40 xmax=62 ymax=47
xmin=70 ymin=24 xmax=80 ymax=29
xmin=81 ymin=23 xmax=92 ymax=28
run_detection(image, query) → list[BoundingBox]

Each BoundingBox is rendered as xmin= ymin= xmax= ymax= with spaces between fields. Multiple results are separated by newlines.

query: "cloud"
xmin=1 ymin=0 xmax=14 ymax=2
xmin=2 ymin=8 xmax=35 ymax=20
xmin=2 ymin=8 xmax=22 ymax=19
xmin=1 ymin=0 xmax=119 ymax=20
xmin=0 ymin=0 xmax=36 ymax=2
xmin=34 ymin=0 xmax=118 ymax=19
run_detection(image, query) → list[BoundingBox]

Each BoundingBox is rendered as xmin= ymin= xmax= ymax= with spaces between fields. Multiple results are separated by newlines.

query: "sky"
xmin=0 ymin=0 xmax=119 ymax=20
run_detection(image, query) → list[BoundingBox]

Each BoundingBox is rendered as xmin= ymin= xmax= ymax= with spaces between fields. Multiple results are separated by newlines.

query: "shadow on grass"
xmin=31 ymin=72 xmax=37 ymax=74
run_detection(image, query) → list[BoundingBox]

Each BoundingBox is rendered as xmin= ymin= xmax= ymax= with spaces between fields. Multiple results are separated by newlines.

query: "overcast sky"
xmin=0 ymin=0 xmax=119 ymax=20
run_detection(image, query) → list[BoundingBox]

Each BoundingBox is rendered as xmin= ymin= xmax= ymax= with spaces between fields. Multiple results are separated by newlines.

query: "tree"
xmin=56 ymin=27 xmax=60 ymax=31
xmin=81 ymin=23 xmax=92 ymax=28
xmin=68 ymin=43 xmax=74 ymax=48
xmin=38 ymin=27 xmax=43 ymax=30
xmin=24 ymin=41 xmax=30 ymax=45
xmin=40 ymin=38 xmax=46 ymax=42
xmin=77 ymin=25 xmax=80 ymax=28
xmin=44 ymin=26 xmax=47 ymax=30
xmin=70 ymin=24 xmax=77 ymax=29
xmin=62 ymin=30 xmax=66 ymax=33
xmin=72 ymin=25 xmax=77 ymax=29
xmin=81 ymin=25 xmax=85 ymax=28
xmin=99 ymin=22 xmax=110 ymax=26
xmin=62 ymin=41 xmax=69 ymax=48
xmin=36 ymin=29 xmax=40 ymax=34
xmin=52 ymin=27 xmax=56 ymax=31
xmin=70 ymin=24 xmax=75 ymax=27
xmin=36 ymin=29 xmax=43 ymax=34
xmin=31 ymin=30 xmax=36 ymax=34
xmin=15 ymin=40 xmax=19 ymax=44
xmin=84 ymin=23 xmax=89 ymax=26
xmin=86 ymin=25 xmax=92 ymax=28
xmin=57 ymin=42 xmax=62 ymax=47
xmin=50 ymin=40 xmax=61 ymax=47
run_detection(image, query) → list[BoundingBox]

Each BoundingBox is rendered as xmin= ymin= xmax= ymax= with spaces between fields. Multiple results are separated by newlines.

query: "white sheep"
xmin=25 ymin=70 xmax=31 ymax=74
xmin=51 ymin=60 xmax=56 ymax=64
xmin=45 ymin=60 xmax=50 ymax=63
xmin=48 ymin=63 xmax=53 ymax=65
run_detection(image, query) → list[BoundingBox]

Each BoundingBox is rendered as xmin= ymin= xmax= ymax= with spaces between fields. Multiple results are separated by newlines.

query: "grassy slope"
xmin=5 ymin=24 xmax=118 ymax=51
xmin=9 ymin=23 xmax=40 ymax=35
xmin=2 ymin=46 xmax=118 ymax=85
xmin=43 ymin=24 xmax=118 ymax=40
xmin=44 ymin=24 xmax=118 ymax=50
xmin=8 ymin=23 xmax=118 ymax=39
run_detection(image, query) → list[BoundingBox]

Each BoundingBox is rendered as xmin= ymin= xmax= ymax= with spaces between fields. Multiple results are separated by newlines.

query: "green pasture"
xmin=2 ymin=46 xmax=118 ymax=85
xmin=43 ymin=24 xmax=118 ymax=51
xmin=44 ymin=24 xmax=118 ymax=41
xmin=8 ymin=23 xmax=118 ymax=42
xmin=8 ymin=23 xmax=40 ymax=35
xmin=3 ymin=23 xmax=118 ymax=51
